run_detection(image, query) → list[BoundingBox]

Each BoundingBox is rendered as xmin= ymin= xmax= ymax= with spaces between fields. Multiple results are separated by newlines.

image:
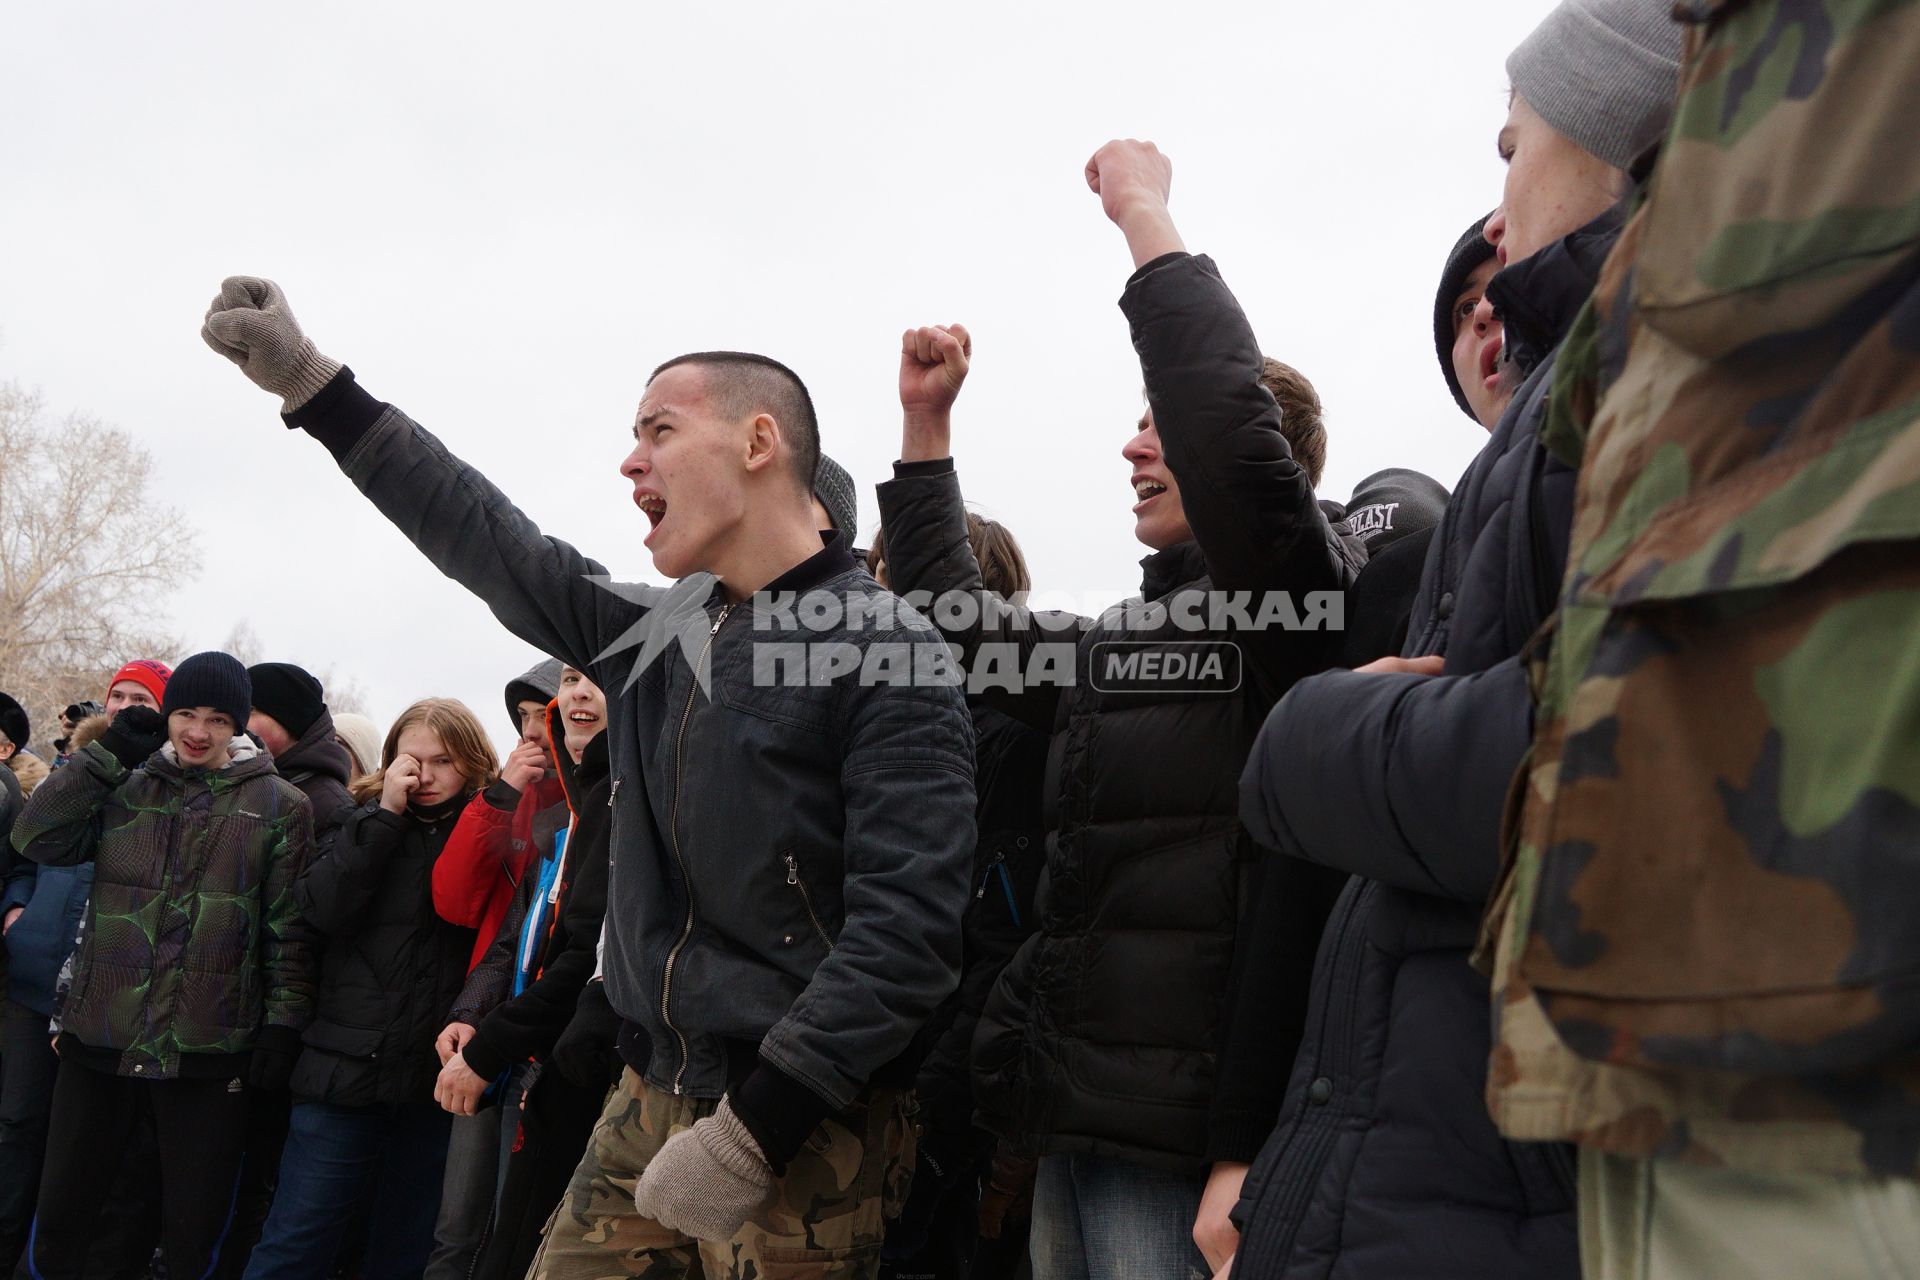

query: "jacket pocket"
xmin=779 ymin=849 xmax=837 ymax=952
xmin=301 ymin=1017 xmax=384 ymax=1060
xmin=1519 ymin=545 xmax=1920 ymax=1076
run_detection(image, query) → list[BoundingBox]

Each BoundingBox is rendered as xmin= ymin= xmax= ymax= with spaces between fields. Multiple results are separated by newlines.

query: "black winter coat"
xmin=290 ymin=794 xmax=479 ymax=1107
xmin=879 ymin=252 xmax=1364 ymax=1172
xmin=450 ymin=713 xmax=612 ymax=1081
xmin=1227 ymin=215 xmax=1622 ymax=1280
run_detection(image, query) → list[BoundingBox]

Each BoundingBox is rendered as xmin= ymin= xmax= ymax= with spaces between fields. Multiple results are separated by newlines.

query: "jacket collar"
xmin=1139 ymin=540 xmax=1208 ymax=602
xmin=151 ymin=735 xmax=274 ymax=784
xmin=705 ymin=529 xmax=857 ymax=610
xmin=1486 ymin=206 xmax=1625 ymax=383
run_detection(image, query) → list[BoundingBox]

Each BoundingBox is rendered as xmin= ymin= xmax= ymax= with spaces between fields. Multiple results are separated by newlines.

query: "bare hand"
xmin=899 ymin=324 xmax=971 ymax=419
xmin=2 ymin=906 xmax=22 ymax=936
xmin=380 ymin=753 xmax=422 ymax=814
xmin=1193 ymin=1161 xmax=1249 ymax=1271
xmin=1354 ymin=655 xmax=1445 ymax=677
xmin=500 ymin=740 xmax=547 ymax=794
xmin=1085 ymin=138 xmax=1174 ymax=225
xmin=434 ymin=1051 xmax=489 ymax=1116
xmin=435 ymin=1020 xmax=476 ymax=1066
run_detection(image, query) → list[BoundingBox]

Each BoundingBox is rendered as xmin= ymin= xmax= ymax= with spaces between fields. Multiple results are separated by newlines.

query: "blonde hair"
xmin=349 ymin=698 xmax=499 ymax=805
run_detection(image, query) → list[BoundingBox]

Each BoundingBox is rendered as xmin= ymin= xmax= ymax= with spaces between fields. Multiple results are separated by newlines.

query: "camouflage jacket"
xmin=11 ymin=737 xmax=316 ymax=1078
xmin=1485 ymin=0 xmax=1920 ymax=1176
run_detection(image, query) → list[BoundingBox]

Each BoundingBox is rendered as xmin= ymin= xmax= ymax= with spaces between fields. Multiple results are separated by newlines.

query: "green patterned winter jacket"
xmin=10 ymin=737 xmax=317 ymax=1077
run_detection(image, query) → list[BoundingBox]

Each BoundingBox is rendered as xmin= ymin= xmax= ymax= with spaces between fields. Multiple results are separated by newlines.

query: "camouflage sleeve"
xmin=9 ymin=742 xmax=124 ymax=868
xmin=1242 ymin=658 xmax=1530 ymax=904
xmin=262 ymin=795 xmax=317 ymax=1032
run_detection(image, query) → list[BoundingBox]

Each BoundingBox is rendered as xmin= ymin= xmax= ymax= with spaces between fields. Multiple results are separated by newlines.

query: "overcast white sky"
xmin=2 ymin=0 xmax=1557 ymax=754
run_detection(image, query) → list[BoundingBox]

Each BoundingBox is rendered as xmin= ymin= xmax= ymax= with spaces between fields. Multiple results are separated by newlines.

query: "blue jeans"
xmin=1030 ymin=1153 xmax=1207 ymax=1280
xmin=242 ymin=1100 xmax=452 ymax=1280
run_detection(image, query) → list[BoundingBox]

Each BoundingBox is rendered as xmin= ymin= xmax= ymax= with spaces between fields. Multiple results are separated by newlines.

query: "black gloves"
xmin=549 ymin=980 xmax=624 ymax=1089
xmin=100 ymin=706 xmax=167 ymax=771
xmin=248 ymin=1024 xmax=304 ymax=1092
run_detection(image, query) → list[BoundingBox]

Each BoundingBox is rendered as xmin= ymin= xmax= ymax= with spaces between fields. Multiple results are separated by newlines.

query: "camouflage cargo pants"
xmin=529 ymin=1069 xmax=915 ymax=1280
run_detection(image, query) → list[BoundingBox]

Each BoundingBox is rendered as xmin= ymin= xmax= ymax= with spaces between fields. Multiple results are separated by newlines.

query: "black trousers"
xmin=0 ymin=1001 xmax=60 ymax=1275
xmin=473 ymin=1068 xmax=609 ymax=1280
xmin=26 ymin=1060 xmax=249 ymax=1280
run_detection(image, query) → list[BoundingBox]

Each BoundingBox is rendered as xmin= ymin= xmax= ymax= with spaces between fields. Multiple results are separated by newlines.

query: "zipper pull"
xmin=711 ymin=604 xmax=733 ymax=636
xmin=608 ymin=779 xmax=621 ymax=808
xmin=784 ymin=853 xmax=799 ymax=886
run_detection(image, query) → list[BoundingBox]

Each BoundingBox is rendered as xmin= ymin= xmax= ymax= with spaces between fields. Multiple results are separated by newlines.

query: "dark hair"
xmin=866 ymin=512 xmax=1032 ymax=599
xmin=649 ymin=351 xmax=820 ymax=491
xmin=1260 ymin=358 xmax=1327 ymax=488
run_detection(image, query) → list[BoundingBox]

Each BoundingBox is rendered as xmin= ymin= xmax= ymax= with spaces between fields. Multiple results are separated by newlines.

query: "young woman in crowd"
xmin=244 ymin=697 xmax=498 ymax=1280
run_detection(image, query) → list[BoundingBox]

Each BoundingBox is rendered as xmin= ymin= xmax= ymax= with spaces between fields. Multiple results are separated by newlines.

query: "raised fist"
xmin=1085 ymin=139 xmax=1174 ymax=226
xmin=202 ymin=276 xmax=343 ymax=412
xmin=899 ymin=324 xmax=972 ymax=422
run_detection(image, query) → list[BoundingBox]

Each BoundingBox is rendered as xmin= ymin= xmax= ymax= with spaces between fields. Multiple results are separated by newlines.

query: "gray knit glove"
xmin=202 ymin=276 xmax=343 ymax=412
xmin=632 ymin=1097 xmax=774 ymax=1242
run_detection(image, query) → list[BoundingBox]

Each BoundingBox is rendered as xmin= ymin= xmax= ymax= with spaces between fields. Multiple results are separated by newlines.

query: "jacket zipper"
xmin=662 ymin=603 xmax=731 ymax=1094
xmin=783 ymin=852 xmax=835 ymax=951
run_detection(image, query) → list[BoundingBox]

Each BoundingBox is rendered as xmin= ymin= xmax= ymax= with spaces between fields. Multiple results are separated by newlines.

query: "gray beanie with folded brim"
xmin=1507 ymin=0 xmax=1686 ymax=172
xmin=813 ymin=454 xmax=859 ymax=547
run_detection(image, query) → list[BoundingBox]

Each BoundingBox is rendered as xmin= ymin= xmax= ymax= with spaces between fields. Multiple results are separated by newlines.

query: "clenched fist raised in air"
xmin=1085 ymin=138 xmax=1187 ymax=269
xmin=899 ymin=324 xmax=971 ymax=464
xmin=202 ymin=276 xmax=342 ymax=412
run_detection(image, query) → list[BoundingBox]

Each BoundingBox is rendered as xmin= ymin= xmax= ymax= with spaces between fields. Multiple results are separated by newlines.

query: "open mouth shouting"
xmin=1479 ymin=333 xmax=1505 ymax=391
xmin=634 ymin=489 xmax=667 ymax=540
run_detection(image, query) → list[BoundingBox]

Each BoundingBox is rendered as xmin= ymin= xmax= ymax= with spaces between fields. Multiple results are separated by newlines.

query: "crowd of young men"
xmin=3 ymin=0 xmax=1916 ymax=1277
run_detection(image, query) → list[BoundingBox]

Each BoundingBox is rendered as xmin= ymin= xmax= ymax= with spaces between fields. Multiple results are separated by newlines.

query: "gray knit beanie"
xmin=1506 ymin=0 xmax=1685 ymax=172
xmin=813 ymin=454 xmax=859 ymax=546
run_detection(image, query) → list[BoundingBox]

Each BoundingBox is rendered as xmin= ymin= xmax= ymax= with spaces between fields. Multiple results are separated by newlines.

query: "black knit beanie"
xmin=160 ymin=652 xmax=252 ymax=728
xmin=813 ymin=454 xmax=859 ymax=546
xmin=248 ymin=662 xmax=326 ymax=738
xmin=0 ymin=692 xmax=28 ymax=753
xmin=1434 ymin=214 xmax=1498 ymax=421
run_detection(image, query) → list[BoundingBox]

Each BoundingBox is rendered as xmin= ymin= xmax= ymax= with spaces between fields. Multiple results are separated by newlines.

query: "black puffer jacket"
xmin=1227 ymin=214 xmax=1621 ymax=1280
xmin=290 ymin=793 xmax=479 ymax=1107
xmin=879 ymin=252 xmax=1364 ymax=1172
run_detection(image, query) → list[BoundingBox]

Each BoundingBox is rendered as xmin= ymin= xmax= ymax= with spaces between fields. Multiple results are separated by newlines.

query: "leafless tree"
xmin=0 ymin=379 xmax=199 ymax=750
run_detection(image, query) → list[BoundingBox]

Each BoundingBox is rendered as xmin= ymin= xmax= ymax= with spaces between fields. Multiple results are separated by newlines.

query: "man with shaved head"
xmin=205 ymin=280 xmax=975 ymax=1279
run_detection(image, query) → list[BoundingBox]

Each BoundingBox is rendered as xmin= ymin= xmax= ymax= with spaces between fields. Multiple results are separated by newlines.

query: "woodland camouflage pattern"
xmin=1483 ymin=0 xmax=1920 ymax=1177
xmin=530 ymin=1070 xmax=915 ymax=1279
xmin=10 ymin=738 xmax=315 ymax=1076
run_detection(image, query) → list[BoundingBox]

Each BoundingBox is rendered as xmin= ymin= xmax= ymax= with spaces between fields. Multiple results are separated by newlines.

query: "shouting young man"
xmin=204 ymin=282 xmax=976 ymax=1279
